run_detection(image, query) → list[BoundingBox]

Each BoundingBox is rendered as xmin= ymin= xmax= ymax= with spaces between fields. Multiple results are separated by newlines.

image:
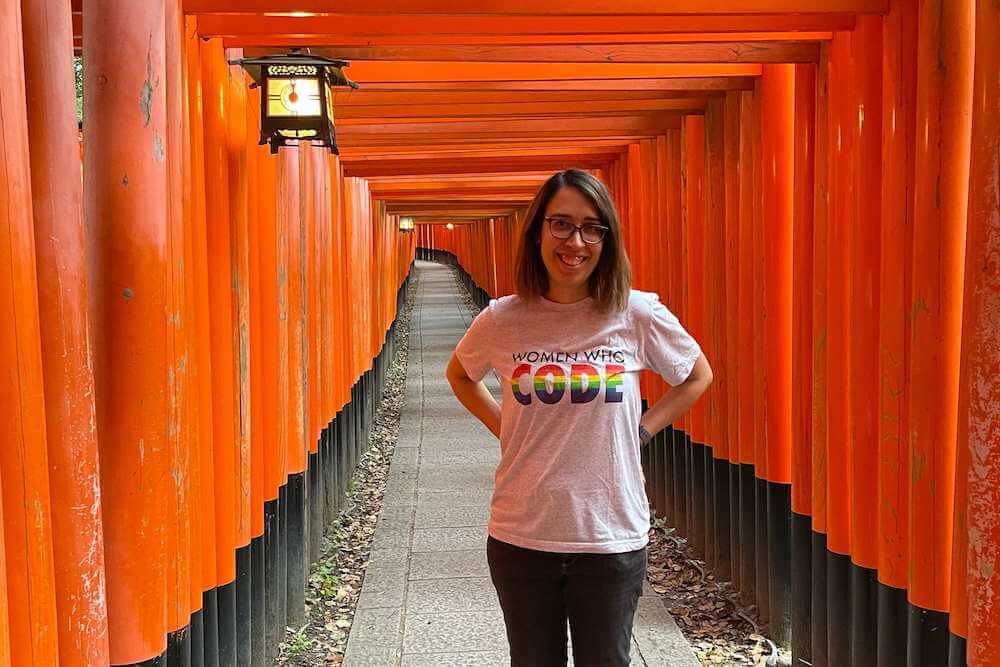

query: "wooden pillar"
xmin=20 ymin=0 xmax=109 ymax=663
xmin=907 ymin=0 xmax=974 ymax=635
xmin=1 ymin=1 xmax=59 ymax=664
xmin=877 ymin=0 xmax=917 ymax=598
xmin=84 ymin=0 xmax=170 ymax=661
xmin=962 ymin=2 xmax=1000 ymax=662
xmin=185 ymin=14 xmax=218 ymax=618
xmin=790 ymin=61 xmax=816 ymax=663
xmin=164 ymin=0 xmax=193 ymax=646
xmin=760 ymin=63 xmax=796 ymax=647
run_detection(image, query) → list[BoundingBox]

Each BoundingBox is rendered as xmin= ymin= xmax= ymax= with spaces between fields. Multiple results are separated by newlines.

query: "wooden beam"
xmin=195 ymin=12 xmax=855 ymax=36
xmin=222 ymin=31 xmax=832 ymax=47
xmin=387 ymin=201 xmax=522 ymax=211
xmin=335 ymin=99 xmax=705 ymax=120
xmin=331 ymin=90 xmax=712 ymax=105
xmin=243 ymin=41 xmax=819 ymax=63
xmin=335 ymin=77 xmax=755 ymax=91
xmin=339 ymin=113 xmax=679 ymax=134
xmin=184 ymin=1 xmax=886 ymax=15
xmin=277 ymin=59 xmax=764 ymax=81
xmin=339 ymin=138 xmax=633 ymax=155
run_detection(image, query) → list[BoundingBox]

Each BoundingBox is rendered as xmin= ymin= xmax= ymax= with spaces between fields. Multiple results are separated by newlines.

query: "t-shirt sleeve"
xmin=640 ymin=294 xmax=702 ymax=386
xmin=453 ymin=302 xmax=496 ymax=382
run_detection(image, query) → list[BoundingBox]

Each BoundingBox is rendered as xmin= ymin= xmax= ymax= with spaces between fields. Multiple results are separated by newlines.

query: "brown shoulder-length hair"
xmin=514 ymin=169 xmax=632 ymax=313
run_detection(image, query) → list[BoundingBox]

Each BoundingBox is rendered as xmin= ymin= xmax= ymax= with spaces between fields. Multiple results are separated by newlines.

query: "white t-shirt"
xmin=454 ymin=288 xmax=702 ymax=554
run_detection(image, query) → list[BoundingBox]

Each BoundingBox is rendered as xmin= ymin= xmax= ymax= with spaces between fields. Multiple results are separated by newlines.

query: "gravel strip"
xmin=276 ymin=272 xmax=419 ymax=666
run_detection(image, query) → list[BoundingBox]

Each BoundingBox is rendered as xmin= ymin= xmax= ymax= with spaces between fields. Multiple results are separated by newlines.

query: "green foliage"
xmin=311 ymin=562 xmax=341 ymax=598
xmin=74 ymin=57 xmax=83 ymax=124
xmin=283 ymin=624 xmax=313 ymax=655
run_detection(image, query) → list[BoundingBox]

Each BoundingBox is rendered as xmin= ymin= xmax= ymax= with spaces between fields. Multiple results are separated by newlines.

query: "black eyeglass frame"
xmin=543 ymin=216 xmax=610 ymax=245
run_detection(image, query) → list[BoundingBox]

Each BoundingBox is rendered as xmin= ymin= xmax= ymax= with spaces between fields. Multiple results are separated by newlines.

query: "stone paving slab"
xmin=345 ymin=261 xmax=699 ymax=666
xmin=413 ymin=505 xmax=489 ymax=529
xmin=402 ymin=609 xmax=509 ymax=655
xmin=400 ymin=650 xmax=510 ymax=667
xmin=408 ymin=550 xmax=490 ymax=580
xmin=405 ymin=577 xmax=499 ymax=615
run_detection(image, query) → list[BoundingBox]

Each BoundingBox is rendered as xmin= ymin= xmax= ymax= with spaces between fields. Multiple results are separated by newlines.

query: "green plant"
xmin=312 ymin=562 xmax=341 ymax=598
xmin=283 ymin=624 xmax=313 ymax=655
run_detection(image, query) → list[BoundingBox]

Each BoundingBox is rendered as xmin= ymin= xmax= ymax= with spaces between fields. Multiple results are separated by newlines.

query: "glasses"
xmin=543 ymin=217 xmax=609 ymax=245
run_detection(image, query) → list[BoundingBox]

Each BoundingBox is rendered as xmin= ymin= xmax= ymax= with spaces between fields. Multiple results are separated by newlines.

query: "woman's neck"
xmin=544 ymin=283 xmax=591 ymax=304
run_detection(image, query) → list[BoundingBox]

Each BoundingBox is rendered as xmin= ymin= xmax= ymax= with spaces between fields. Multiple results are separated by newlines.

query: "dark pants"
xmin=486 ymin=535 xmax=647 ymax=666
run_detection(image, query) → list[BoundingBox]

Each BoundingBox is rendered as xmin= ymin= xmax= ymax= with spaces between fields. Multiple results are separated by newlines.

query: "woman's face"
xmin=538 ymin=186 xmax=605 ymax=295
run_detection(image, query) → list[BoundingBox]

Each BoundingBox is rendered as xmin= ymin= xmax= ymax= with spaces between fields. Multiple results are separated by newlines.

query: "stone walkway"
xmin=343 ymin=260 xmax=699 ymax=666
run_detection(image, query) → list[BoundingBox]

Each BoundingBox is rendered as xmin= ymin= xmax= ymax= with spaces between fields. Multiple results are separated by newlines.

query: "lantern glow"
xmin=231 ymin=51 xmax=357 ymax=155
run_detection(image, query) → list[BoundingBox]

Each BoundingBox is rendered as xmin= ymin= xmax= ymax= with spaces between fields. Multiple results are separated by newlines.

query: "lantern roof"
xmin=230 ymin=50 xmax=357 ymax=89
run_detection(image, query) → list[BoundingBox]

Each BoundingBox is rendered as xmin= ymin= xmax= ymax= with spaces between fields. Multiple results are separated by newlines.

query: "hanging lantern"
xmin=399 ymin=216 xmax=415 ymax=232
xmin=231 ymin=51 xmax=358 ymax=155
xmin=445 ymin=223 xmax=455 ymax=230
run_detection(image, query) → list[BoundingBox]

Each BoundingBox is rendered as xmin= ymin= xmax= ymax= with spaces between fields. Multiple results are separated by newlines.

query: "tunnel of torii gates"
xmin=0 ymin=0 xmax=996 ymax=665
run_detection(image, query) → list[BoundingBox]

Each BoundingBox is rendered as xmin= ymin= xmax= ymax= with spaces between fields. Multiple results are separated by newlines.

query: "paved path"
xmin=344 ymin=260 xmax=699 ymax=666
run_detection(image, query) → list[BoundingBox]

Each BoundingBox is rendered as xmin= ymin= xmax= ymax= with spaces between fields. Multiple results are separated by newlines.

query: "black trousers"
xmin=486 ymin=535 xmax=647 ymax=666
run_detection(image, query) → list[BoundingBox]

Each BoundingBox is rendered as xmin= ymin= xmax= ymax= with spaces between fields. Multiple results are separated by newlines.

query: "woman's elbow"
xmin=692 ymin=353 xmax=713 ymax=387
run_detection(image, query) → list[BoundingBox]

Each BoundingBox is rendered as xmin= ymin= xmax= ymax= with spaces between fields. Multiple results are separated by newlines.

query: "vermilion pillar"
xmin=963 ymin=3 xmax=1000 ymax=663
xmin=185 ymin=14 xmax=219 ymax=614
xmin=21 ymin=0 xmax=109 ymax=663
xmin=164 ymin=0 xmax=193 ymax=645
xmin=790 ymin=62 xmax=815 ymax=662
xmin=760 ymin=63 xmax=795 ymax=647
xmin=84 ymin=0 xmax=170 ymax=661
xmin=200 ymin=37 xmax=239 ymax=661
xmin=878 ymin=0 xmax=917 ymax=599
xmin=1 ymin=2 xmax=60 ymax=665
xmin=907 ymin=0 xmax=973 ymax=635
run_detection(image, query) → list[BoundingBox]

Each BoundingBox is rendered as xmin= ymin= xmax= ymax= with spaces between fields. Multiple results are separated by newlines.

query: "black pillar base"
xmin=190 ymin=608 xmax=205 ymax=667
xmin=263 ymin=498 xmax=281 ymax=663
xmin=791 ymin=512 xmax=812 ymax=663
xmin=827 ymin=550 xmax=851 ymax=666
xmin=704 ymin=444 xmax=717 ymax=571
xmin=286 ymin=471 xmax=307 ymax=625
xmin=202 ymin=588 xmax=220 ymax=667
xmin=166 ymin=625 xmax=191 ymax=667
xmin=714 ymin=457 xmax=732 ymax=581
xmin=767 ymin=481 xmax=792 ymax=648
xmin=728 ymin=462 xmax=742 ymax=591
xmin=949 ymin=633 xmax=967 ymax=667
xmin=877 ymin=581 xmax=908 ymax=667
xmin=235 ymin=544 xmax=252 ymax=666
xmin=690 ymin=441 xmax=707 ymax=557
xmin=739 ymin=463 xmax=757 ymax=607
xmin=907 ymin=604 xmax=950 ymax=667
xmin=217 ymin=579 xmax=237 ymax=666
xmin=672 ymin=429 xmax=688 ymax=537
xmin=850 ymin=563 xmax=878 ymax=667
xmin=308 ymin=449 xmax=322 ymax=563
xmin=250 ymin=535 xmax=265 ymax=667
xmin=755 ymin=476 xmax=770 ymax=623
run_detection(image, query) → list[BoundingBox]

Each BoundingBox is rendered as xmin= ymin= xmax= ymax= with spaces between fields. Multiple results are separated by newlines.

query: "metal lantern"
xmin=399 ymin=216 xmax=415 ymax=232
xmin=231 ymin=51 xmax=357 ymax=155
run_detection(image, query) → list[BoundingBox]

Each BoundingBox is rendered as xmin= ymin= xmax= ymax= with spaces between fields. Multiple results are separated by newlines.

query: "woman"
xmin=445 ymin=169 xmax=713 ymax=666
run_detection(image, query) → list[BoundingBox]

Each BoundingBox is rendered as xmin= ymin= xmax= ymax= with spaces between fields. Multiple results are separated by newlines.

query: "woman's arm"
xmin=445 ymin=353 xmax=502 ymax=439
xmin=638 ymin=352 xmax=713 ymax=440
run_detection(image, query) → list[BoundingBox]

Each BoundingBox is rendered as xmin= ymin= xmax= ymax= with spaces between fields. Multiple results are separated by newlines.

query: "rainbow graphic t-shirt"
xmin=454 ymin=289 xmax=701 ymax=554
